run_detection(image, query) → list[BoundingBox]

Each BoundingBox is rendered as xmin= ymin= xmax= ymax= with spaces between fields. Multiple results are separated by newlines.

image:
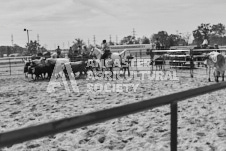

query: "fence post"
xmin=136 ymin=52 xmax=138 ymax=72
xmin=9 ymin=57 xmax=11 ymax=75
xmin=140 ymin=50 xmax=142 ymax=59
xmin=171 ymin=101 xmax=178 ymax=151
xmin=190 ymin=49 xmax=194 ymax=78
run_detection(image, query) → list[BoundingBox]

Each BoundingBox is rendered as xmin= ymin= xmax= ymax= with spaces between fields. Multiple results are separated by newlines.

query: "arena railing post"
xmin=190 ymin=49 xmax=194 ymax=78
xmin=140 ymin=49 xmax=142 ymax=59
xmin=136 ymin=52 xmax=138 ymax=72
xmin=171 ymin=101 xmax=178 ymax=151
xmin=9 ymin=57 xmax=11 ymax=75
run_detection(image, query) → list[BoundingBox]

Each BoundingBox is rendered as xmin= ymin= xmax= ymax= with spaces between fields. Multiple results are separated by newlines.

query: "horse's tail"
xmin=119 ymin=49 xmax=127 ymax=56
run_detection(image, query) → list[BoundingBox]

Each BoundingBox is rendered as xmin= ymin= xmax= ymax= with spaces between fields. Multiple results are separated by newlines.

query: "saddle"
xmin=101 ymin=50 xmax=112 ymax=60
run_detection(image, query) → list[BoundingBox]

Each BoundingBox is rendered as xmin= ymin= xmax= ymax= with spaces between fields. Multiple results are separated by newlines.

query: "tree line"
xmin=71 ymin=23 xmax=225 ymax=49
xmin=0 ymin=23 xmax=225 ymax=57
xmin=0 ymin=40 xmax=47 ymax=57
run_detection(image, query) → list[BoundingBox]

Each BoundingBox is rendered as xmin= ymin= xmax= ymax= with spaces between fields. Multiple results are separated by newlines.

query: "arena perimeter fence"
xmin=0 ymin=49 xmax=209 ymax=77
xmin=1 ymin=82 xmax=226 ymax=150
xmin=0 ymin=56 xmax=31 ymax=76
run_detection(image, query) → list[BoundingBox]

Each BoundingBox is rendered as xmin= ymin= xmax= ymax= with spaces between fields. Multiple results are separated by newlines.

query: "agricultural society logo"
xmin=47 ymin=59 xmax=179 ymax=94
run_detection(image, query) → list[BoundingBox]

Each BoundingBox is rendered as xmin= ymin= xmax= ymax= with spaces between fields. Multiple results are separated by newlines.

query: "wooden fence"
xmin=1 ymin=82 xmax=226 ymax=150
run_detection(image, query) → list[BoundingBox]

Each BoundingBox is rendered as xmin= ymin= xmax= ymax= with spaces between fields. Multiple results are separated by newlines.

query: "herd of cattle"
xmin=22 ymin=51 xmax=226 ymax=82
xmin=23 ymin=57 xmax=88 ymax=80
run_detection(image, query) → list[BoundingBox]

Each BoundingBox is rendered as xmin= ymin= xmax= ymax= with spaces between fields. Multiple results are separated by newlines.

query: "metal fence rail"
xmin=0 ymin=56 xmax=31 ymax=76
xmin=1 ymin=82 xmax=226 ymax=150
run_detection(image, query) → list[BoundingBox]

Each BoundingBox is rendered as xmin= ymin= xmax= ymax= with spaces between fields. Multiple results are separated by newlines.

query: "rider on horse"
xmin=101 ymin=40 xmax=111 ymax=59
xmin=101 ymin=40 xmax=111 ymax=67
xmin=56 ymin=46 xmax=62 ymax=58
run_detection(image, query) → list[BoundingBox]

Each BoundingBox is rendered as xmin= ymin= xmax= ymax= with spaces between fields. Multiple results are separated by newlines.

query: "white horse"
xmin=89 ymin=46 xmax=132 ymax=77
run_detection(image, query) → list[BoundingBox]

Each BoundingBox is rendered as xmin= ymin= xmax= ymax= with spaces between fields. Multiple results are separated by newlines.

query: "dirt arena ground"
xmin=1 ymin=69 xmax=226 ymax=151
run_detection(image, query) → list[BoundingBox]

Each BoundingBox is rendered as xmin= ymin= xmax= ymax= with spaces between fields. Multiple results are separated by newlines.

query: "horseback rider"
xmin=74 ymin=45 xmax=82 ymax=56
xmin=81 ymin=45 xmax=89 ymax=57
xmin=56 ymin=46 xmax=62 ymax=58
xmin=101 ymin=40 xmax=111 ymax=67
xmin=101 ymin=40 xmax=111 ymax=60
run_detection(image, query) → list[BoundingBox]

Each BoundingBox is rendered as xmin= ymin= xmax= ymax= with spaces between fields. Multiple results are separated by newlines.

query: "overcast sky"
xmin=0 ymin=0 xmax=225 ymax=49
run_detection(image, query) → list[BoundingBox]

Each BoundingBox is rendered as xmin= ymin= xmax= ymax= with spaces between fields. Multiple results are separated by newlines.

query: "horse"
xmin=89 ymin=46 xmax=132 ymax=78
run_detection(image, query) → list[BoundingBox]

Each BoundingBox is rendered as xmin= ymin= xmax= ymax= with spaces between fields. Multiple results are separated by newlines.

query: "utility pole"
xmin=24 ymin=28 xmax=31 ymax=44
xmin=132 ymin=28 xmax=136 ymax=38
xmin=109 ymin=35 xmax=112 ymax=42
xmin=37 ymin=34 xmax=40 ymax=52
xmin=37 ymin=34 xmax=39 ymax=43
xmin=11 ymin=34 xmax=14 ymax=46
xmin=116 ymin=35 xmax=118 ymax=45
xmin=132 ymin=28 xmax=136 ymax=44
xmin=93 ymin=35 xmax=96 ymax=45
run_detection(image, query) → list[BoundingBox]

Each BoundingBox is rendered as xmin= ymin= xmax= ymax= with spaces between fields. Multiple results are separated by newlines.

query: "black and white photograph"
xmin=1 ymin=0 xmax=226 ymax=150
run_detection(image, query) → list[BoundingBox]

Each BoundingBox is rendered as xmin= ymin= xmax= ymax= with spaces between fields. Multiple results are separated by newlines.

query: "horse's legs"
xmin=208 ymin=67 xmax=211 ymax=82
xmin=110 ymin=67 xmax=113 ymax=79
xmin=214 ymin=70 xmax=219 ymax=82
xmin=123 ymin=67 xmax=126 ymax=78
xmin=127 ymin=67 xmax=130 ymax=77
xmin=222 ymin=72 xmax=225 ymax=81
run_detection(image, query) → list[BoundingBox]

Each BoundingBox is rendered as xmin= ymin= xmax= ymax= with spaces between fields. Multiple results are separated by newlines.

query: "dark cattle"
xmin=23 ymin=58 xmax=43 ymax=79
xmin=63 ymin=61 xmax=87 ymax=79
xmin=150 ymin=57 xmax=165 ymax=70
xmin=30 ymin=63 xmax=54 ymax=80
xmin=23 ymin=61 xmax=31 ymax=78
xmin=28 ymin=58 xmax=55 ymax=80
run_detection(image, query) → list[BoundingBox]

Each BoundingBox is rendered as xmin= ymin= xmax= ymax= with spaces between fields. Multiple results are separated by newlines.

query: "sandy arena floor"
xmin=0 ymin=69 xmax=226 ymax=151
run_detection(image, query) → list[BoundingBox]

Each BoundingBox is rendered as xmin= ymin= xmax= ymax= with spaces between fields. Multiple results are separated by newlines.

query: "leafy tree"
xmin=120 ymin=36 xmax=140 ymax=45
xmin=141 ymin=36 xmax=150 ymax=44
xmin=26 ymin=40 xmax=40 ymax=55
xmin=193 ymin=23 xmax=226 ymax=46
xmin=192 ymin=30 xmax=204 ymax=46
xmin=181 ymin=32 xmax=191 ymax=45
xmin=151 ymin=31 xmax=170 ymax=48
xmin=120 ymin=35 xmax=133 ymax=44
xmin=211 ymin=23 xmax=226 ymax=36
xmin=14 ymin=44 xmax=26 ymax=55
xmin=192 ymin=23 xmax=212 ymax=45
xmin=209 ymin=23 xmax=226 ymax=46
xmin=168 ymin=34 xmax=181 ymax=46
xmin=72 ymin=38 xmax=85 ymax=50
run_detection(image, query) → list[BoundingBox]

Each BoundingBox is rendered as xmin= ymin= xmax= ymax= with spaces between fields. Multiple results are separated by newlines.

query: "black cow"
xmin=63 ymin=61 xmax=87 ymax=79
xmin=30 ymin=63 xmax=54 ymax=80
xmin=150 ymin=57 xmax=165 ymax=70
xmin=23 ymin=60 xmax=31 ymax=78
